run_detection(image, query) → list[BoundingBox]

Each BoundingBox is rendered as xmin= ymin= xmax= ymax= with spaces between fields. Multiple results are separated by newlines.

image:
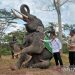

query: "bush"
xmin=62 ymin=43 xmax=69 ymax=53
xmin=0 ymin=43 xmax=69 ymax=56
xmin=0 ymin=44 xmax=11 ymax=56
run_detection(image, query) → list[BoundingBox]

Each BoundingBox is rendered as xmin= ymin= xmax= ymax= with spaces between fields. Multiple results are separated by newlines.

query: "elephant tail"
xmin=20 ymin=4 xmax=30 ymax=16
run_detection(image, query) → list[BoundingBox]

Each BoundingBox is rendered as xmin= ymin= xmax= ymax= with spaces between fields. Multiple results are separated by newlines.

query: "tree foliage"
xmin=0 ymin=9 xmax=17 ymax=44
xmin=0 ymin=30 xmax=25 ymax=55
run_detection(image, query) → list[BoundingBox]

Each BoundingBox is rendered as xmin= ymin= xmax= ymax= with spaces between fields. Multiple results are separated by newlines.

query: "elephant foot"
xmin=10 ymin=64 xmax=19 ymax=71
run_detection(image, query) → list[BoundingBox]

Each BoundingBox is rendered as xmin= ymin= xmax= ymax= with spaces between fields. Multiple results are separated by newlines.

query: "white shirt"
xmin=43 ymin=38 xmax=62 ymax=53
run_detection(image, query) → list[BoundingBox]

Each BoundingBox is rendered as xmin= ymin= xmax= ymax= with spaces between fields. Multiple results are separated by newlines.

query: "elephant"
xmin=11 ymin=4 xmax=53 ymax=69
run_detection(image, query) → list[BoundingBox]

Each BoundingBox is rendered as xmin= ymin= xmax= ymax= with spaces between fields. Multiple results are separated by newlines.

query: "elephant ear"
xmin=20 ymin=4 xmax=30 ymax=16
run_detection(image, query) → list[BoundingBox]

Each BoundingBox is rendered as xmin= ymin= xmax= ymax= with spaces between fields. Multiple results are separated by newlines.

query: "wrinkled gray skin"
xmin=15 ymin=4 xmax=53 ymax=69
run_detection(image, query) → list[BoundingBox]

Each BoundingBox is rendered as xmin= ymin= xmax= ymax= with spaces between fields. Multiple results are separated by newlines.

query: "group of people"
xmin=41 ymin=29 xmax=75 ymax=69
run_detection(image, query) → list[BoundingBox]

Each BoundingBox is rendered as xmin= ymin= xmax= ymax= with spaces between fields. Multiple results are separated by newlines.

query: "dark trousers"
xmin=69 ymin=51 xmax=75 ymax=67
xmin=53 ymin=52 xmax=63 ymax=66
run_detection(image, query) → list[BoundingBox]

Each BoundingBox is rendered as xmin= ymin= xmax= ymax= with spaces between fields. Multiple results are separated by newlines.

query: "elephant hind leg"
xmin=31 ymin=60 xmax=50 ymax=69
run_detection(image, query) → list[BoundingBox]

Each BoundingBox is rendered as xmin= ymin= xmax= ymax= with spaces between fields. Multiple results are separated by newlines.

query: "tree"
xmin=33 ymin=0 xmax=71 ymax=42
xmin=64 ymin=24 xmax=75 ymax=30
xmin=53 ymin=0 xmax=71 ymax=42
xmin=0 ymin=9 xmax=17 ymax=57
xmin=0 ymin=9 xmax=16 ymax=44
xmin=64 ymin=24 xmax=70 ymax=30
xmin=4 ymin=29 xmax=25 ymax=44
xmin=53 ymin=0 xmax=62 ymax=42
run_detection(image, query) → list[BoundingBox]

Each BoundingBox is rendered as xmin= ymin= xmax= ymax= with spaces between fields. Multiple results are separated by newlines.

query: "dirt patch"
xmin=0 ymin=55 xmax=75 ymax=75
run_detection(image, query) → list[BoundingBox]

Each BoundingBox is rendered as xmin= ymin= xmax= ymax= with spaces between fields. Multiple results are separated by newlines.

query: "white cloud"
xmin=5 ymin=23 xmax=24 ymax=33
xmin=61 ymin=2 xmax=75 ymax=24
xmin=0 ymin=0 xmax=75 ymax=36
xmin=0 ymin=0 xmax=35 ymax=11
xmin=0 ymin=0 xmax=75 ymax=32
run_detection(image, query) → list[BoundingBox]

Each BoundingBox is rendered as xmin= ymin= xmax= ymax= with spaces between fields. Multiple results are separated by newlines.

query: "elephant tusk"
xmin=12 ymin=9 xmax=28 ymax=19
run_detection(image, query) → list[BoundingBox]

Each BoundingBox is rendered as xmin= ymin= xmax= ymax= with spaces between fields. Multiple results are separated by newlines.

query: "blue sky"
xmin=0 ymin=0 xmax=75 ymax=35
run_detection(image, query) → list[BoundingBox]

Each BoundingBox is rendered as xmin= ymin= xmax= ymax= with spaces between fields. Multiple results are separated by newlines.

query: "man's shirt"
xmin=43 ymin=38 xmax=62 ymax=53
xmin=68 ymin=35 xmax=75 ymax=51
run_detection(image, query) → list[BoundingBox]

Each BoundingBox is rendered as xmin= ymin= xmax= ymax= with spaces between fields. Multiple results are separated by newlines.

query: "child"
xmin=41 ymin=31 xmax=63 ymax=67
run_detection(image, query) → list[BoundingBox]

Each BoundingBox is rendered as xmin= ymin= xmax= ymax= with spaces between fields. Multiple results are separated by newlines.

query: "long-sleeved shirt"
xmin=43 ymin=38 xmax=62 ymax=53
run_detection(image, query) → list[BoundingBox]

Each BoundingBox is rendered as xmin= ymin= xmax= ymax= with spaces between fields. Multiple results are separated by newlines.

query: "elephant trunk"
xmin=20 ymin=4 xmax=30 ymax=16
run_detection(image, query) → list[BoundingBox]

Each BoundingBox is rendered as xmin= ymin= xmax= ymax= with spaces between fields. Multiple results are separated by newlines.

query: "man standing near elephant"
xmin=41 ymin=31 xmax=63 ymax=68
xmin=68 ymin=29 xmax=75 ymax=69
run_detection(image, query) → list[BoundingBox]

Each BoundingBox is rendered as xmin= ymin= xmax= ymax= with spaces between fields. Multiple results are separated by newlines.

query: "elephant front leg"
xmin=16 ymin=53 xmax=32 ymax=69
xmin=31 ymin=60 xmax=50 ymax=69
